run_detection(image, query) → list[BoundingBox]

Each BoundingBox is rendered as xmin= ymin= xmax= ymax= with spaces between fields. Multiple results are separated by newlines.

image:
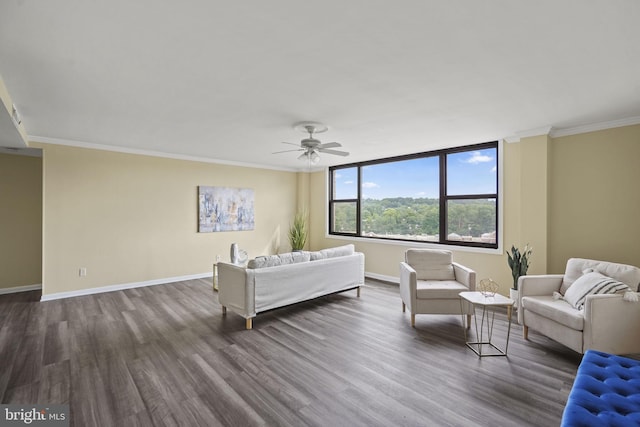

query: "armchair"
xmin=518 ymin=258 xmax=640 ymax=354
xmin=399 ymin=249 xmax=476 ymax=327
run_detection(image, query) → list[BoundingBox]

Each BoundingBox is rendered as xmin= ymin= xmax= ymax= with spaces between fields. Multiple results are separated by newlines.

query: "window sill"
xmin=324 ymin=233 xmax=503 ymax=255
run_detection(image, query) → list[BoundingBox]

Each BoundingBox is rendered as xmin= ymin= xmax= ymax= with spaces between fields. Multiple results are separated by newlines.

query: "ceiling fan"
xmin=273 ymin=121 xmax=349 ymax=164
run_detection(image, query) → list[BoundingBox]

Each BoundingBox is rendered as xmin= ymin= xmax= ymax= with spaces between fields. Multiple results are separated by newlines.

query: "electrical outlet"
xmin=79 ymin=267 xmax=87 ymax=277
xmin=216 ymin=255 xmax=221 ymax=262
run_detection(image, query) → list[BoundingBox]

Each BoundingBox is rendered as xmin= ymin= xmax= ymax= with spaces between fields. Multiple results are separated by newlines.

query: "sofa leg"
xmin=246 ymin=318 xmax=253 ymax=330
xmin=523 ymin=325 xmax=528 ymax=340
xmin=402 ymin=302 xmax=406 ymax=313
xmin=411 ymin=313 xmax=415 ymax=328
xmin=357 ymin=287 xmax=361 ymax=298
xmin=222 ymin=306 xmax=227 ymax=315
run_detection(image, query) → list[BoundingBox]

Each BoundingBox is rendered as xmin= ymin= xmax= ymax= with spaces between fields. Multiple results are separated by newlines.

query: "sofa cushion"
xmin=563 ymin=272 xmax=629 ymax=310
xmin=521 ymin=296 xmax=584 ymax=331
xmin=247 ymin=251 xmax=311 ymax=269
xmin=406 ymin=249 xmax=456 ymax=281
xmin=416 ymin=279 xmax=468 ymax=299
xmin=310 ymin=244 xmax=355 ymax=261
xmin=561 ymin=258 xmax=640 ymax=294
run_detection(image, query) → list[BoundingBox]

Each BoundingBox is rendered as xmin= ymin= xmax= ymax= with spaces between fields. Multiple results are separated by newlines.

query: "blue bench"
xmin=561 ymin=350 xmax=640 ymax=426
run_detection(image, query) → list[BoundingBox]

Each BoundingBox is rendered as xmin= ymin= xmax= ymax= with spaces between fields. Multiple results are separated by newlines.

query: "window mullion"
xmin=439 ymin=153 xmax=447 ymax=244
xmin=357 ymin=166 xmax=362 ymax=236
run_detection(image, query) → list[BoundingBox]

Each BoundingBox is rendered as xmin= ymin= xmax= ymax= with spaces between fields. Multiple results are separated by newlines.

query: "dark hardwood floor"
xmin=1 ymin=278 xmax=586 ymax=426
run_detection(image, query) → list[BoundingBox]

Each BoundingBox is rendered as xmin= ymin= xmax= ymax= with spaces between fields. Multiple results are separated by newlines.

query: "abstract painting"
xmin=198 ymin=186 xmax=255 ymax=232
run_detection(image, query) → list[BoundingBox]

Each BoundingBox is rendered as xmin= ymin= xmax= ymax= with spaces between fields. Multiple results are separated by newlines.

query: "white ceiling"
xmin=1 ymin=1 xmax=639 ymax=170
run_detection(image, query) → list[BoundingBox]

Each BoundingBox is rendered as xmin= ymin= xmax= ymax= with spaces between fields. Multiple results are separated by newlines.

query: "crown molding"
xmin=505 ymin=116 xmax=640 ymax=142
xmin=504 ymin=126 xmax=553 ymax=143
xmin=549 ymin=116 xmax=640 ymax=138
xmin=27 ymin=135 xmax=301 ymax=172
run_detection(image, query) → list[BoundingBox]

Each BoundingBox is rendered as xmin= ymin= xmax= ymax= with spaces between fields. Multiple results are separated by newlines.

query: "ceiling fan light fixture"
xmin=310 ymin=151 xmax=320 ymax=164
xmin=275 ymin=121 xmax=348 ymax=164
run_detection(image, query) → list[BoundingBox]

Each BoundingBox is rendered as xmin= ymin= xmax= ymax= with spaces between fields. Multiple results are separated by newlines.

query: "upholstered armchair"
xmin=518 ymin=258 xmax=640 ymax=354
xmin=399 ymin=249 xmax=476 ymax=327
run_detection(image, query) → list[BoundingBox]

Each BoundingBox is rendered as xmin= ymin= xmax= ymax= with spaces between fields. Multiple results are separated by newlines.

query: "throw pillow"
xmin=247 ymin=251 xmax=311 ymax=269
xmin=405 ymin=249 xmax=456 ymax=281
xmin=563 ymin=271 xmax=630 ymax=310
xmin=309 ymin=251 xmax=326 ymax=261
xmin=318 ymin=244 xmax=355 ymax=259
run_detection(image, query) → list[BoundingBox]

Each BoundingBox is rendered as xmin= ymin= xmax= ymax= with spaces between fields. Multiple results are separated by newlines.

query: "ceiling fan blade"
xmin=318 ymin=148 xmax=349 ymax=156
xmin=318 ymin=142 xmax=341 ymax=149
xmin=281 ymin=141 xmax=300 ymax=147
xmin=272 ymin=149 xmax=304 ymax=154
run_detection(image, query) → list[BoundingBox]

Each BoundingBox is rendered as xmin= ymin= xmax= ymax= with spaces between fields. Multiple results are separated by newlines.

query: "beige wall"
xmin=548 ymin=124 xmax=640 ymax=271
xmin=0 ymin=153 xmax=42 ymax=288
xmin=510 ymin=134 xmax=549 ymax=275
xmin=9 ymin=122 xmax=638 ymax=297
xmin=32 ymin=143 xmax=298 ymax=296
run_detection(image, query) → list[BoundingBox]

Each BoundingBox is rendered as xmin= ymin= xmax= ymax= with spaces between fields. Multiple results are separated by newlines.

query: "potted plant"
xmin=507 ymin=244 xmax=533 ymax=306
xmin=289 ymin=211 xmax=308 ymax=251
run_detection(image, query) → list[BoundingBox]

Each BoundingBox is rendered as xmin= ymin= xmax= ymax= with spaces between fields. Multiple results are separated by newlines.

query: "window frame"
xmin=328 ymin=141 xmax=499 ymax=249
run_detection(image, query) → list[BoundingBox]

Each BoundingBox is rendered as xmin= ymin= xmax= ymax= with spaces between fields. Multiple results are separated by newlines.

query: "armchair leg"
xmin=411 ymin=313 xmax=415 ymax=328
xmin=357 ymin=286 xmax=361 ymax=297
xmin=222 ymin=306 xmax=227 ymax=315
xmin=402 ymin=302 xmax=406 ymax=312
xmin=246 ymin=318 xmax=253 ymax=330
xmin=523 ymin=325 xmax=528 ymax=340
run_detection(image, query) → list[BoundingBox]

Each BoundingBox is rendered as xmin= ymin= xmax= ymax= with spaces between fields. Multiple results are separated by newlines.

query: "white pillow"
xmin=563 ymin=271 xmax=630 ymax=310
xmin=318 ymin=244 xmax=355 ymax=259
xmin=405 ymin=249 xmax=455 ymax=281
xmin=247 ymin=251 xmax=311 ymax=269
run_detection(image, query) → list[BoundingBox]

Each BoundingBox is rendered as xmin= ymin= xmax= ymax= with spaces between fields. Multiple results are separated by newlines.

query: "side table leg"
xmin=505 ymin=303 xmax=513 ymax=355
xmin=460 ymin=298 xmax=469 ymax=343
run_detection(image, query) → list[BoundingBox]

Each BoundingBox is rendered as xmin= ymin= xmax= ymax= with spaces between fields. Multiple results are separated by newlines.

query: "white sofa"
xmin=518 ymin=258 xmax=640 ymax=354
xmin=217 ymin=244 xmax=365 ymax=329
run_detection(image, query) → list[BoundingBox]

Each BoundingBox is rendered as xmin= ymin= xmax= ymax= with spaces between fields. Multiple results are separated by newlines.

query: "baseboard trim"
xmin=40 ymin=273 xmax=213 ymax=302
xmin=365 ymin=272 xmax=399 ymax=284
xmin=36 ymin=271 xmax=392 ymax=301
xmin=0 ymin=284 xmax=43 ymax=295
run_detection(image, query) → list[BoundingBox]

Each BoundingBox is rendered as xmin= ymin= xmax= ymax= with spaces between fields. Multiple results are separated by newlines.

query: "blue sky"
xmin=334 ymin=148 xmax=497 ymax=199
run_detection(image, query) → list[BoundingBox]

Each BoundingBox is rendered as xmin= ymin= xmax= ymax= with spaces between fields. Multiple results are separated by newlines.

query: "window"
xmin=329 ymin=141 xmax=498 ymax=248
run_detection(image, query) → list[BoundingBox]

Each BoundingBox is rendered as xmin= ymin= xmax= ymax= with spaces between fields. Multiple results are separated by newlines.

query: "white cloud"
xmin=490 ymin=166 xmax=497 ymax=173
xmin=335 ymin=173 xmax=342 ymax=179
xmin=465 ymin=151 xmax=493 ymax=164
xmin=362 ymin=182 xmax=379 ymax=188
xmin=344 ymin=180 xmax=354 ymax=185
xmin=415 ymin=191 xmax=427 ymax=197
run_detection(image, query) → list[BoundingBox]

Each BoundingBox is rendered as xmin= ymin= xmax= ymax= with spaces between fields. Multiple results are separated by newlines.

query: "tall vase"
xmin=230 ymin=243 xmax=239 ymax=264
xmin=509 ymin=288 xmax=519 ymax=309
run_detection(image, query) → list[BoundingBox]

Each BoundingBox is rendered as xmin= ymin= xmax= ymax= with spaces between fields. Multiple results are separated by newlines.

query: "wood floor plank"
xmin=37 ymin=360 xmax=70 ymax=404
xmin=0 ymin=279 xmax=599 ymax=426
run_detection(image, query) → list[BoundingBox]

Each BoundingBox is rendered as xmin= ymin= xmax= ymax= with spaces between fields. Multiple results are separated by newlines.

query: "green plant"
xmin=289 ymin=211 xmax=308 ymax=251
xmin=507 ymin=244 xmax=533 ymax=290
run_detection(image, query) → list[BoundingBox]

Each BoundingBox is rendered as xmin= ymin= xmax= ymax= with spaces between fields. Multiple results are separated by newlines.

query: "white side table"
xmin=459 ymin=291 xmax=514 ymax=357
